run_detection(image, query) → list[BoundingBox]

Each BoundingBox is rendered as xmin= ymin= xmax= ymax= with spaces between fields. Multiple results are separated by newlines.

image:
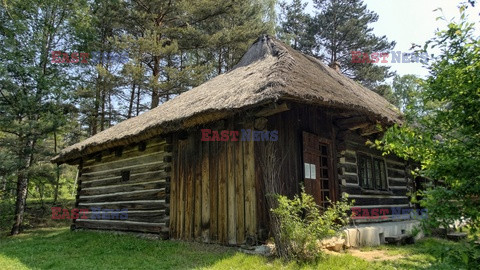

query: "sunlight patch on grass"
xmin=0 ymin=254 xmax=29 ymax=270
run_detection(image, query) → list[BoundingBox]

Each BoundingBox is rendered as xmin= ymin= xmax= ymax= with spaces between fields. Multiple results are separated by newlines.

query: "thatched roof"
xmin=53 ymin=36 xmax=401 ymax=164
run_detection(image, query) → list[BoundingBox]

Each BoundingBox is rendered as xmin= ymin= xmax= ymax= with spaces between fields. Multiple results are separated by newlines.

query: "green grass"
xmin=1 ymin=227 xmax=477 ymax=270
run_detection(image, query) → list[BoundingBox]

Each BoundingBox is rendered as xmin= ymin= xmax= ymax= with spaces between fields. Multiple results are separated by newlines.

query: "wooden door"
xmin=302 ymin=132 xmax=335 ymax=209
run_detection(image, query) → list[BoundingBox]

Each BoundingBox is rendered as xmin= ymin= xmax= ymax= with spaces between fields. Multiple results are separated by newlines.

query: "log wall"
xmin=254 ymin=104 xmax=337 ymax=241
xmin=336 ymin=132 xmax=413 ymax=222
xmin=73 ymin=137 xmax=172 ymax=236
xmin=169 ymin=120 xmax=257 ymax=245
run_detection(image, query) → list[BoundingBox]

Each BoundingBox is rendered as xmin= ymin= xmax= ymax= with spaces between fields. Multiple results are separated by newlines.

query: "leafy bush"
xmin=438 ymin=240 xmax=480 ymax=269
xmin=419 ymin=187 xmax=466 ymax=235
xmin=271 ymin=190 xmax=352 ymax=262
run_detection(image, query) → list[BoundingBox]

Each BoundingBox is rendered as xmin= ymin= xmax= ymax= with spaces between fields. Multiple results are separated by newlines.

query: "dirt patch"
xmin=347 ymin=248 xmax=405 ymax=262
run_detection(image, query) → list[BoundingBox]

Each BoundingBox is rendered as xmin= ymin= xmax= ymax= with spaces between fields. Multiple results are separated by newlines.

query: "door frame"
xmin=302 ymin=131 xmax=338 ymax=207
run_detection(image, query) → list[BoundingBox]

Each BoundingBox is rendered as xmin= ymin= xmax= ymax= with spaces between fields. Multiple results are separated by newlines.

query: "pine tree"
xmin=277 ymin=0 xmax=314 ymax=52
xmin=117 ymin=0 xmax=276 ymax=108
xmin=0 ymin=0 xmax=76 ymax=234
xmin=72 ymin=0 xmax=126 ymax=135
xmin=307 ymin=0 xmax=395 ymax=88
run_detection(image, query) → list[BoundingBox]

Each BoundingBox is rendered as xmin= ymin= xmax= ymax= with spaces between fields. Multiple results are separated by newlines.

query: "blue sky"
xmin=298 ymin=0 xmax=480 ymax=78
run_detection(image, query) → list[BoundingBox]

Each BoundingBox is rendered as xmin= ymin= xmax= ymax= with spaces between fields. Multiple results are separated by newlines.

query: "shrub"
xmin=271 ymin=190 xmax=352 ymax=262
xmin=438 ymin=240 xmax=480 ymax=268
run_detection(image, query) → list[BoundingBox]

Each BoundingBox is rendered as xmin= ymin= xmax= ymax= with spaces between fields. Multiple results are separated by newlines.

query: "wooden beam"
xmin=336 ymin=116 xmax=369 ymax=130
xmin=254 ymin=102 xmax=289 ymax=117
xmin=75 ymin=219 xmax=169 ymax=233
xmin=360 ymin=124 xmax=383 ymax=136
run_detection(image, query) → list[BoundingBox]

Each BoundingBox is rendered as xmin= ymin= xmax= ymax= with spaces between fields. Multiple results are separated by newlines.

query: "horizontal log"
xmin=350 ymin=196 xmax=410 ymax=206
xmin=81 ymin=170 xmax=169 ymax=189
xmin=82 ymin=160 xmax=166 ymax=177
xmin=339 ymin=162 xmax=357 ymax=174
xmin=80 ymin=180 xmax=168 ymax=196
xmin=343 ymin=186 xmax=408 ymax=197
xmin=78 ymin=201 xmax=169 ymax=211
xmin=82 ymin=151 xmax=166 ymax=174
xmin=389 ymin=177 xmax=407 ymax=187
xmin=340 ymin=152 xmax=357 ymax=164
xmin=83 ymin=140 xmax=166 ymax=167
xmin=389 ymin=185 xmax=408 ymax=190
xmin=81 ymin=162 xmax=168 ymax=181
xmin=75 ymin=219 xmax=169 ymax=233
xmin=81 ymin=210 xmax=169 ymax=223
xmin=341 ymin=185 xmax=363 ymax=195
xmin=343 ymin=142 xmax=405 ymax=164
xmin=349 ymin=194 xmax=408 ymax=199
xmin=79 ymin=189 xmax=166 ymax=203
xmin=388 ymin=168 xmax=406 ymax=178
xmin=336 ymin=116 xmax=369 ymax=130
xmin=341 ymin=173 xmax=359 ymax=184
xmin=391 ymin=188 xmax=409 ymax=196
xmin=386 ymin=161 xmax=406 ymax=170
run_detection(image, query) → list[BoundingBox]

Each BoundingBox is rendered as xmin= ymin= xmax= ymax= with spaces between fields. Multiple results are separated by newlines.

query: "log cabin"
xmin=52 ymin=36 xmax=420 ymax=247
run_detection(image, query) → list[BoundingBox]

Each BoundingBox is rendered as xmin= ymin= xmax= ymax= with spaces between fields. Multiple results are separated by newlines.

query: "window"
xmin=121 ymin=170 xmax=130 ymax=182
xmin=138 ymin=141 xmax=147 ymax=152
xmin=357 ymin=154 xmax=388 ymax=190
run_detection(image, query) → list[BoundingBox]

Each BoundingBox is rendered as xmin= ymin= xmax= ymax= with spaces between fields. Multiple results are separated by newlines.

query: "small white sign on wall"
xmin=304 ymin=163 xmax=311 ymax=179
xmin=304 ymin=163 xmax=317 ymax=179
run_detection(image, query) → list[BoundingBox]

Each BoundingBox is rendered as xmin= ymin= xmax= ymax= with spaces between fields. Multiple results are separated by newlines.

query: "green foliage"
xmin=271 ymin=190 xmax=352 ymax=262
xmin=437 ymin=240 xmax=480 ymax=269
xmin=377 ymin=7 xmax=480 ymax=233
xmin=277 ymin=0 xmax=396 ymax=89
xmin=391 ymin=75 xmax=424 ymax=117
xmin=277 ymin=0 xmax=313 ymax=51
xmin=373 ymin=84 xmax=397 ymax=106
xmin=311 ymin=0 xmax=395 ymax=88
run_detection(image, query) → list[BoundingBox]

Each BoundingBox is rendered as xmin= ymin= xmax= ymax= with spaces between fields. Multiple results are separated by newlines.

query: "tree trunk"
xmin=136 ymin=85 xmax=141 ymax=116
xmin=11 ymin=172 xmax=29 ymax=235
xmin=92 ymin=74 xmax=101 ymax=136
xmin=11 ymin=139 xmax=35 ymax=235
xmin=260 ymin=141 xmax=288 ymax=258
xmin=151 ymin=56 xmax=160 ymax=109
xmin=100 ymin=83 xmax=106 ymax=131
xmin=217 ymin=48 xmax=222 ymax=75
xmin=53 ymin=131 xmax=60 ymax=204
xmin=127 ymin=82 xmax=136 ymax=119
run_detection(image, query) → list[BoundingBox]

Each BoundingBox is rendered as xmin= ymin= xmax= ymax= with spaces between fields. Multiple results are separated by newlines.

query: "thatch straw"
xmin=52 ymin=36 xmax=401 ymax=164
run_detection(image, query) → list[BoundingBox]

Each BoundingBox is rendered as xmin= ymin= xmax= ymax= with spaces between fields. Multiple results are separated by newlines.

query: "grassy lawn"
xmin=0 ymin=227 xmax=477 ymax=270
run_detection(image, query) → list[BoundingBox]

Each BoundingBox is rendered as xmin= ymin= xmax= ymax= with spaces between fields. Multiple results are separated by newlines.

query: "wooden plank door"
xmin=302 ymin=132 xmax=335 ymax=209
